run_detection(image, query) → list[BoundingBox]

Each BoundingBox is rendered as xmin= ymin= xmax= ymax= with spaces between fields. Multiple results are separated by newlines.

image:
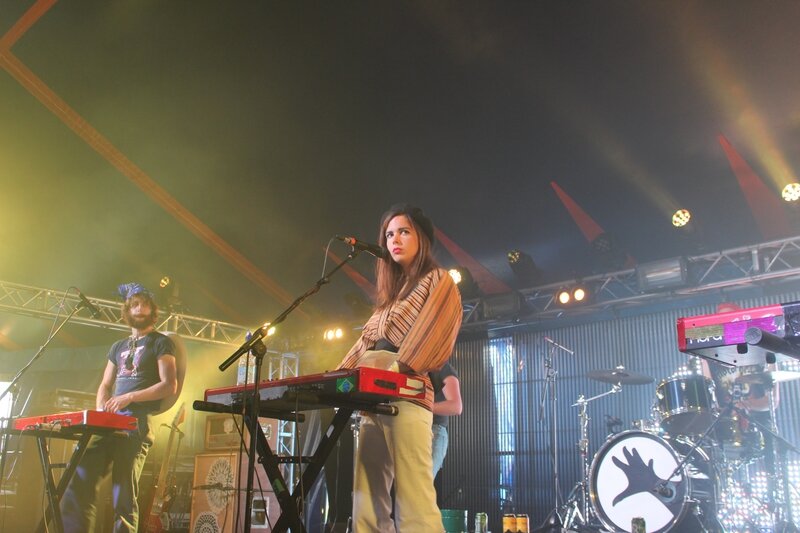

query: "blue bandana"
xmin=117 ymin=282 xmax=152 ymax=301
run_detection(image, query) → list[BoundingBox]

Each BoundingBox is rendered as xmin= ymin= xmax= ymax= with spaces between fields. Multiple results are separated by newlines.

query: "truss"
xmin=0 ymin=281 xmax=250 ymax=346
xmin=462 ymin=235 xmax=800 ymax=329
xmin=7 ymin=236 xmax=800 ymax=341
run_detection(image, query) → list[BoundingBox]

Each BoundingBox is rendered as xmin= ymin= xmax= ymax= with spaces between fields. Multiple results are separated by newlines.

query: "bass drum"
xmin=589 ymin=430 xmax=716 ymax=533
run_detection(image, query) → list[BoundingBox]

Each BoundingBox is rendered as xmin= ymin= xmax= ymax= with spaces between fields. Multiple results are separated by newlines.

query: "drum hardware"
xmin=561 ymin=385 xmax=622 ymax=531
xmin=586 ymin=366 xmax=654 ymax=386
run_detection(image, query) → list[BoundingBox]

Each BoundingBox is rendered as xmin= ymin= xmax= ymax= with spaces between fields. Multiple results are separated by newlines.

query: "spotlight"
xmin=556 ymin=289 xmax=571 ymax=305
xmin=573 ymin=287 xmax=587 ymax=302
xmin=448 ymin=266 xmax=480 ymax=299
xmin=672 ymin=209 xmax=691 ymax=227
xmin=591 ymin=233 xmax=614 ymax=254
xmin=323 ymin=327 xmax=344 ymax=341
xmin=782 ymin=183 xmax=800 ymax=202
xmin=555 ymin=285 xmax=591 ymax=307
xmin=590 ymin=233 xmax=626 ymax=271
xmin=507 ymin=249 xmax=543 ymax=287
xmin=157 ymin=275 xmax=184 ymax=312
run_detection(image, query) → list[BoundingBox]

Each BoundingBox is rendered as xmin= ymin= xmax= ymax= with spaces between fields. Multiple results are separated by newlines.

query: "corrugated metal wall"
xmin=440 ymin=291 xmax=800 ymax=531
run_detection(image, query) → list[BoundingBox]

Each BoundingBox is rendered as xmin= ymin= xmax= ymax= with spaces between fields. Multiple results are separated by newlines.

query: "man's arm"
xmin=432 ymin=376 xmax=462 ymax=416
xmin=97 ymin=360 xmax=117 ymax=411
xmin=104 ymin=354 xmax=178 ymax=413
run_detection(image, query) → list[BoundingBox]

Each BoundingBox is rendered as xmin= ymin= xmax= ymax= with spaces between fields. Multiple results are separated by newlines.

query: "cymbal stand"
xmin=562 ymin=385 xmax=621 ymax=530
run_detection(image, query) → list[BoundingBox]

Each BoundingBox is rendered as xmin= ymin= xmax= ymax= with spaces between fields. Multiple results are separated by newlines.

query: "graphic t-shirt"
xmin=708 ymin=362 xmax=767 ymax=406
xmin=107 ymin=331 xmax=174 ymax=439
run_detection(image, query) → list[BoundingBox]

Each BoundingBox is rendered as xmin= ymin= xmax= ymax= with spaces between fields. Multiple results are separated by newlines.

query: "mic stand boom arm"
xmin=0 ymin=301 xmax=85 ymax=519
xmin=0 ymin=302 xmax=85 ymax=406
xmin=216 ymin=248 xmax=363 ymax=533
xmin=218 ymin=248 xmax=360 ymax=373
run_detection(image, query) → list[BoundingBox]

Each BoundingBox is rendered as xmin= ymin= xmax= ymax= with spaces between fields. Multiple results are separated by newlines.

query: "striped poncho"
xmin=337 ymin=268 xmax=463 ymax=411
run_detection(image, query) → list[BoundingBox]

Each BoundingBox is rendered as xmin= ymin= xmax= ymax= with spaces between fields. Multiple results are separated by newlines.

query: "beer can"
xmin=474 ymin=512 xmax=488 ymax=533
xmin=631 ymin=516 xmax=646 ymax=533
xmin=502 ymin=513 xmax=517 ymax=533
xmin=515 ymin=514 xmax=529 ymax=533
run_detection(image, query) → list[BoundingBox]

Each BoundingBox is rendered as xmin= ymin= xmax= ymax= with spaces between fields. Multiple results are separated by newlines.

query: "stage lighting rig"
xmin=448 ymin=267 xmax=480 ymax=299
xmin=507 ymin=249 xmax=543 ymax=287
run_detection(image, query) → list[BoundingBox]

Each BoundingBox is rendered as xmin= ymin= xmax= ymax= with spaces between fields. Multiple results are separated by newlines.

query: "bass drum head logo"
xmin=590 ymin=430 xmax=689 ymax=533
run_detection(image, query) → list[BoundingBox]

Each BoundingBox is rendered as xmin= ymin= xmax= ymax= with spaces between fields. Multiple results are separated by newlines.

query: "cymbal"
xmin=735 ymin=370 xmax=800 ymax=385
xmin=587 ymin=366 xmax=654 ymax=385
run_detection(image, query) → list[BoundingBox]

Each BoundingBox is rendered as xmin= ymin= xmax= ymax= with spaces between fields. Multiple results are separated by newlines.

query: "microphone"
xmin=652 ymin=483 xmax=675 ymax=499
xmin=336 ymin=235 xmax=389 ymax=259
xmin=543 ymin=336 xmax=575 ymax=354
xmin=75 ymin=288 xmax=101 ymax=318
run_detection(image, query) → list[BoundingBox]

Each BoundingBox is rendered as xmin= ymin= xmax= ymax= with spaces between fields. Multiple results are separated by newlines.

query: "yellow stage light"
xmin=782 ymin=183 xmax=800 ymax=202
xmin=672 ymin=209 xmax=691 ymax=228
xmin=557 ymin=289 xmax=571 ymax=305
xmin=323 ymin=327 xmax=344 ymax=341
xmin=556 ymin=285 xmax=590 ymax=306
xmin=448 ymin=267 xmax=479 ymax=298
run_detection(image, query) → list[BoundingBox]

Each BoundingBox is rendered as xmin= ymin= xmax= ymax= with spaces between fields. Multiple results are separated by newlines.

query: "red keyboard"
xmin=13 ymin=409 xmax=138 ymax=432
xmin=677 ymin=301 xmax=800 ymax=366
xmin=204 ymin=367 xmax=426 ymax=409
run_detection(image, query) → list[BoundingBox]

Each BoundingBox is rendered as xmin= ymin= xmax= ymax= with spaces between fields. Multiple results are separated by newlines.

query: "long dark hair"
xmin=374 ymin=205 xmax=439 ymax=309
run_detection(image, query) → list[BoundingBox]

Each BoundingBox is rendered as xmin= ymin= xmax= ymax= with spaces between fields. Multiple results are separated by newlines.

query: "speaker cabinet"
xmin=189 ymin=452 xmax=239 ymax=533
xmin=189 ymin=451 xmax=279 ymax=532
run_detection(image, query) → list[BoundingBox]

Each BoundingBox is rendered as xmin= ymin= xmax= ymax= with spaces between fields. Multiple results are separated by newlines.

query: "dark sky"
xmin=2 ymin=1 xmax=800 ymax=340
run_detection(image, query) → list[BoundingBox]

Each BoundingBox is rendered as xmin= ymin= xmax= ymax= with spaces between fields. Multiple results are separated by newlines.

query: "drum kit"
xmin=559 ymin=365 xmax=800 ymax=533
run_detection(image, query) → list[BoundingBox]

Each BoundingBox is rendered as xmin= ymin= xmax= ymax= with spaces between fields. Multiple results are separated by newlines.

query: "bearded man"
xmin=60 ymin=283 xmax=177 ymax=533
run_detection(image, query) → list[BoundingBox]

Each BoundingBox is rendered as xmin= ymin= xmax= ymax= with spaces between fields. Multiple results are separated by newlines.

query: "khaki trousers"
xmin=353 ymin=402 xmax=443 ymax=533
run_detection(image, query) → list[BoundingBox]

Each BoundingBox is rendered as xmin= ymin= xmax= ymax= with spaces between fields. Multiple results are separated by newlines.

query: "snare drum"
xmin=655 ymin=375 xmax=717 ymax=435
xmin=589 ymin=430 xmax=715 ymax=533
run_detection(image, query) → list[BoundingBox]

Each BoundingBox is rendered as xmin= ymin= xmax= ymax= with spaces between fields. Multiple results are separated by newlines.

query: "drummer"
xmin=699 ymin=300 xmax=781 ymax=493
xmin=698 ymin=302 xmax=780 ymax=417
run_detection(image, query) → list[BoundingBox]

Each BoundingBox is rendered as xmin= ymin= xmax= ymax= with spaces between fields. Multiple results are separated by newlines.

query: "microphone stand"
xmin=217 ymin=248 xmax=364 ymax=533
xmin=0 ymin=302 xmax=86 ymax=497
xmin=537 ymin=337 xmax=574 ymax=531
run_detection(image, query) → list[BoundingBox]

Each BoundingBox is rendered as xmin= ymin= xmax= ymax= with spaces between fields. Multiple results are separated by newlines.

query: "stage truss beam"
xmin=462 ymin=235 xmax=800 ymax=329
xmin=0 ymin=282 xmax=250 ymax=347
